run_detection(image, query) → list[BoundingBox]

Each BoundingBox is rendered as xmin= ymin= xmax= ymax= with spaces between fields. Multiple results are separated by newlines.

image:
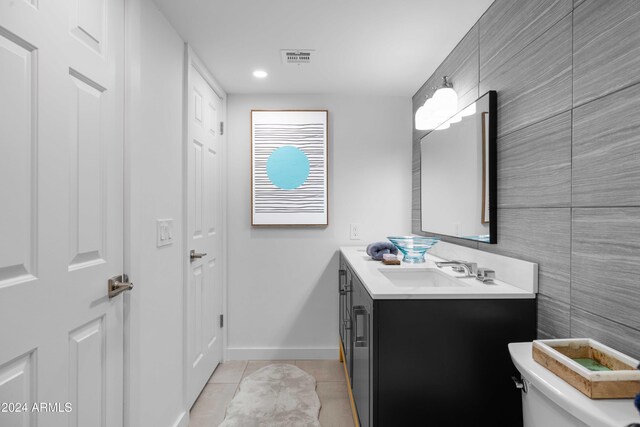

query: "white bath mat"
xmin=219 ymin=363 xmax=321 ymax=427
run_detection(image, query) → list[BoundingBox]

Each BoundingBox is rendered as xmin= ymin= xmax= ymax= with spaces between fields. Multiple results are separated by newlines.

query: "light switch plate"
xmin=157 ymin=219 xmax=174 ymax=247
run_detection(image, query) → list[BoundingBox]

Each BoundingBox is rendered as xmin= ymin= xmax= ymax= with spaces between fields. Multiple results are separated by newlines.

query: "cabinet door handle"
xmin=339 ymin=270 xmax=353 ymax=294
xmin=341 ymin=281 xmax=352 ymax=295
xmin=353 ymin=305 xmax=368 ymax=347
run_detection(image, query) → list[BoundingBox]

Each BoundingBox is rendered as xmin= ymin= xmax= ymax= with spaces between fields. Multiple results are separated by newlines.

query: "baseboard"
xmin=171 ymin=410 xmax=188 ymax=427
xmin=226 ymin=346 xmax=339 ymax=360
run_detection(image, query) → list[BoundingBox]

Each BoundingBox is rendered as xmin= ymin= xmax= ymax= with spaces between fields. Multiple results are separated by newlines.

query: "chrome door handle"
xmin=353 ymin=305 xmax=368 ymax=347
xmin=190 ymin=250 xmax=207 ymax=261
xmin=108 ymin=274 xmax=134 ymax=298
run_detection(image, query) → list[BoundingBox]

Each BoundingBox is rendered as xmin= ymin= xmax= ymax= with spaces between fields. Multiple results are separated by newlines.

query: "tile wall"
xmin=412 ymin=0 xmax=640 ymax=358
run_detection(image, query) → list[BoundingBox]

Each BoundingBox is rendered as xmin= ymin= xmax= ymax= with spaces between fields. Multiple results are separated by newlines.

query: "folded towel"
xmin=366 ymin=241 xmax=399 ymax=261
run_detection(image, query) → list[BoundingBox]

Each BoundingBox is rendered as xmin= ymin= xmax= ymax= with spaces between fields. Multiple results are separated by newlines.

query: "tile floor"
xmin=188 ymin=360 xmax=355 ymax=427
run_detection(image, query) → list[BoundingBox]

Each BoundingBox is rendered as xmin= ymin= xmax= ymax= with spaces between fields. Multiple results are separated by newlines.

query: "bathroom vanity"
xmin=339 ymin=244 xmax=537 ymax=427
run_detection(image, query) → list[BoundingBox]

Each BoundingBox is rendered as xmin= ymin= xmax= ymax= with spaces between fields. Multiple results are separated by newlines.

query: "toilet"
xmin=508 ymin=342 xmax=640 ymax=427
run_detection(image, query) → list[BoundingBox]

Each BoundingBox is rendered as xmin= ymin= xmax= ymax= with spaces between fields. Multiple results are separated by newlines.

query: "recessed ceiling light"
xmin=253 ymin=70 xmax=268 ymax=78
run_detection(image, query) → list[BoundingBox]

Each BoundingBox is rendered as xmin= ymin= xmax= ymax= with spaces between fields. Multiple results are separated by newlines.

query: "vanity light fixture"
xmin=415 ymin=76 xmax=458 ymax=130
xmin=460 ymin=102 xmax=476 ymax=117
xmin=253 ymin=70 xmax=268 ymax=78
xmin=438 ymin=101 xmax=477 ymax=128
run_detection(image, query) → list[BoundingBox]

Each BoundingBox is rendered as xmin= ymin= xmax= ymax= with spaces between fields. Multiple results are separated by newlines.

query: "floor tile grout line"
xmin=239 ymin=360 xmax=248 ymax=382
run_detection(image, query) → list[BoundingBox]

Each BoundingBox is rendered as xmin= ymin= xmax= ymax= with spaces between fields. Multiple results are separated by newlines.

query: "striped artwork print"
xmin=251 ymin=111 xmax=328 ymax=225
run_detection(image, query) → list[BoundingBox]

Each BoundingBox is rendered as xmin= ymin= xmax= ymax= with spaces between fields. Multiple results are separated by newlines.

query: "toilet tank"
xmin=521 ymin=376 xmax=588 ymax=427
xmin=508 ymin=342 xmax=640 ymax=427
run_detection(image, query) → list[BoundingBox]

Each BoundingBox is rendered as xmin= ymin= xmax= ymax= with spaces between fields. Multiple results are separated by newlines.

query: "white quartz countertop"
xmin=340 ymin=246 xmax=536 ymax=300
xmin=509 ymin=342 xmax=640 ymax=427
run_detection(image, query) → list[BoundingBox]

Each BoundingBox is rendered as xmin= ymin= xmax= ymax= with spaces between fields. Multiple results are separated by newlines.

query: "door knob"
xmin=108 ymin=274 xmax=134 ymax=298
xmin=190 ymin=250 xmax=207 ymax=261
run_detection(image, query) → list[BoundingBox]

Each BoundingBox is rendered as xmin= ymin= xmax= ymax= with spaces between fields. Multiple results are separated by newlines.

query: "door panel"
xmin=205 ymin=147 xmax=217 ymax=236
xmin=0 ymin=29 xmax=36 ymax=287
xmin=189 ymin=265 xmax=204 ymax=365
xmin=352 ymin=276 xmax=372 ymax=427
xmin=186 ymin=61 xmax=223 ymax=407
xmin=204 ymin=258 xmax=217 ymax=347
xmin=68 ymin=317 xmax=105 ymax=427
xmin=191 ymin=139 xmax=204 ymax=237
xmin=70 ymin=0 xmax=105 ymax=54
xmin=0 ymin=1 xmax=124 ymax=426
xmin=338 ymin=266 xmax=345 ymax=347
xmin=68 ymin=70 xmax=107 ymax=269
xmin=0 ymin=351 xmax=35 ymax=427
xmin=344 ymin=268 xmax=353 ymax=383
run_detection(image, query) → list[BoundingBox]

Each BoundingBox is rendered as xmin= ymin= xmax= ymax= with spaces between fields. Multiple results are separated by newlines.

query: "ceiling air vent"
xmin=281 ymin=50 xmax=314 ymax=65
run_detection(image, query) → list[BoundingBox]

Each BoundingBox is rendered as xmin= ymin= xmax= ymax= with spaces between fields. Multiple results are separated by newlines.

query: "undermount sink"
xmin=380 ymin=268 xmax=470 ymax=288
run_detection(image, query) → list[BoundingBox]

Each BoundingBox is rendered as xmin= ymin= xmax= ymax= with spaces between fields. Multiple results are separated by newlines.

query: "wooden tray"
xmin=532 ymin=338 xmax=640 ymax=399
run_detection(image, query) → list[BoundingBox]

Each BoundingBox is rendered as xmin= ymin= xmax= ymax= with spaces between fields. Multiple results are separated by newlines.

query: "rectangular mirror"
xmin=420 ymin=91 xmax=497 ymax=243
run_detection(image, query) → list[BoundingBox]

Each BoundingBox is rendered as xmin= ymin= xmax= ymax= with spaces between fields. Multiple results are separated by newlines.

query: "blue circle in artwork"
xmin=266 ymin=146 xmax=310 ymax=190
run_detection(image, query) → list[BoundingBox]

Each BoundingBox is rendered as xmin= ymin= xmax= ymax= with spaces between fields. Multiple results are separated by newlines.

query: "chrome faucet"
xmin=435 ymin=260 xmax=478 ymax=277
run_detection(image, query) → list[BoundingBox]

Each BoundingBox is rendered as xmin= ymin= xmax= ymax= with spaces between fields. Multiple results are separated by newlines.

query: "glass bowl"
xmin=387 ymin=236 xmax=441 ymax=264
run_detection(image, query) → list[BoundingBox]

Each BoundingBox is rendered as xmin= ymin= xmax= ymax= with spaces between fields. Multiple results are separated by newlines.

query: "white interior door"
xmin=186 ymin=61 xmax=223 ymax=407
xmin=0 ymin=1 xmax=125 ymax=426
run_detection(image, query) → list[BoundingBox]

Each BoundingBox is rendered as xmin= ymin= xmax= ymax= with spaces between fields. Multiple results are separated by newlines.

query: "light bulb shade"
xmin=423 ymin=116 xmax=439 ymax=130
xmin=414 ymin=85 xmax=458 ymax=130
xmin=415 ymin=106 xmax=427 ymax=130
xmin=423 ymin=97 xmax=435 ymax=114
xmin=415 ymin=98 xmax=436 ymax=130
xmin=433 ymin=86 xmax=458 ymax=119
xmin=431 ymin=107 xmax=449 ymax=128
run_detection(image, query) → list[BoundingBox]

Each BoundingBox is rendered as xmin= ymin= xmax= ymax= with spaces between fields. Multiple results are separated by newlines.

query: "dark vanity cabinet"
xmin=339 ymin=257 xmax=373 ymax=427
xmin=338 ymin=257 xmax=352 ymax=382
xmin=351 ymin=270 xmax=373 ymax=427
xmin=338 ymin=254 xmax=536 ymax=427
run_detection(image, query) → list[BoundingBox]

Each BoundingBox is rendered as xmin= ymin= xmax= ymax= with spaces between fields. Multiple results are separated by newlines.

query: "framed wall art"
xmin=251 ymin=110 xmax=328 ymax=226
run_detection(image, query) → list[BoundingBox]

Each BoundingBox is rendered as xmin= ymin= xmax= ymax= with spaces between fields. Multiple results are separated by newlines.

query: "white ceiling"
xmin=152 ymin=0 xmax=494 ymax=96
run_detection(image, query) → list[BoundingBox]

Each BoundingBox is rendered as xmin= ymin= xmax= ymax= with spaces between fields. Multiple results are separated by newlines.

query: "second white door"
xmin=186 ymin=59 xmax=224 ymax=407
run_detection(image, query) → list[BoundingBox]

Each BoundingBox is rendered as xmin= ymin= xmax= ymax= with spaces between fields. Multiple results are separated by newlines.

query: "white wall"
xmin=125 ymin=0 xmax=187 ymax=425
xmin=226 ymin=95 xmax=412 ymax=360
